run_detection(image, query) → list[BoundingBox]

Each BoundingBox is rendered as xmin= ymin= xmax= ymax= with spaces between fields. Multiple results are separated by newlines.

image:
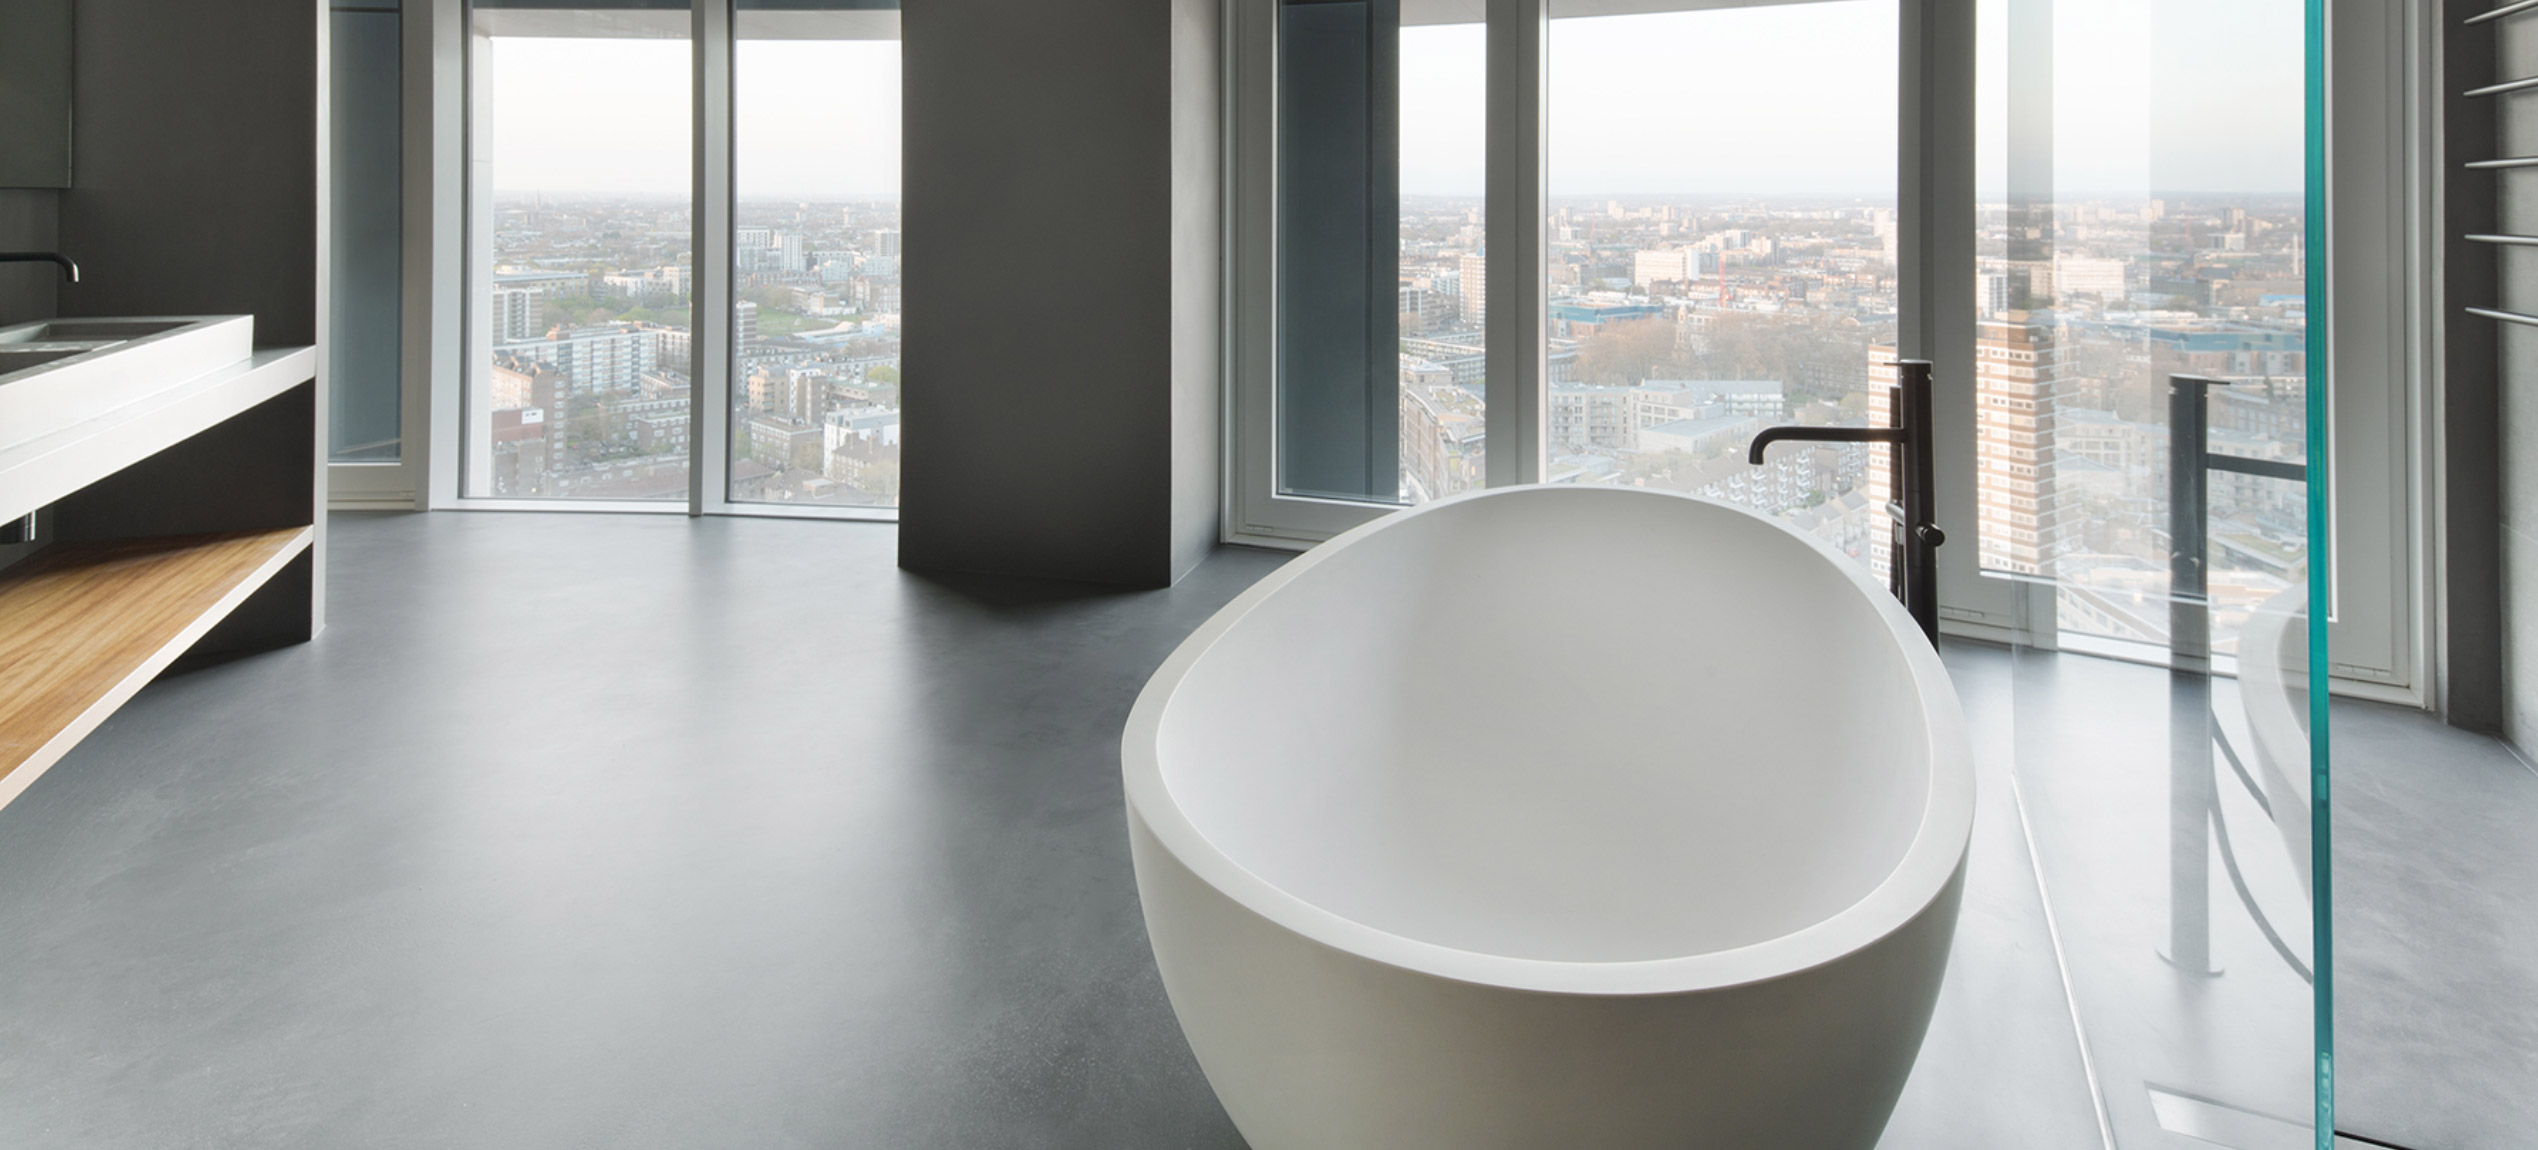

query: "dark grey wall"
xmin=0 ymin=0 xmax=75 ymax=188
xmin=56 ymin=0 xmax=320 ymax=349
xmin=899 ymin=0 xmax=1220 ymax=588
xmin=2501 ymin=3 xmax=2538 ymax=750
xmin=0 ymin=189 xmax=62 ymax=326
xmin=2446 ymin=0 xmax=2505 ymax=734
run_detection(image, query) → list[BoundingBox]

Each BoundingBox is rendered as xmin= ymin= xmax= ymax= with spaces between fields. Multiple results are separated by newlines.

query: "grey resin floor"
xmin=0 ymin=511 xmax=2527 ymax=1148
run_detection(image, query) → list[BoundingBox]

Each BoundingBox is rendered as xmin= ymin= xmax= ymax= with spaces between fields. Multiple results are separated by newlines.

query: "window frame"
xmin=420 ymin=0 xmax=902 ymax=522
xmin=1224 ymin=0 xmax=2425 ymax=696
xmin=1226 ymin=0 xmax=1551 ymax=549
xmin=327 ymin=0 xmax=427 ymax=511
xmin=1224 ymin=0 xmax=1403 ymax=545
xmin=1222 ymin=0 xmax=1995 ymax=632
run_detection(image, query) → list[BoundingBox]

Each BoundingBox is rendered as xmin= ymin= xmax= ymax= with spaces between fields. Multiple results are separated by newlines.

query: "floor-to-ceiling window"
xmin=457 ymin=0 xmax=905 ymax=517
xmin=1236 ymin=0 xmax=2322 ymax=642
xmin=1543 ymin=0 xmax=1897 ymax=574
xmin=1237 ymin=0 xmax=1901 ymax=553
xmin=1973 ymin=0 xmax=2309 ymax=662
xmin=729 ymin=0 xmax=903 ymax=510
xmin=465 ymin=2 xmax=695 ymax=503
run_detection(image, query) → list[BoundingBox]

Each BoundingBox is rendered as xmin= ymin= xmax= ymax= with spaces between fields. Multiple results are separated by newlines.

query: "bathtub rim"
xmin=1124 ymin=484 xmax=1975 ymax=997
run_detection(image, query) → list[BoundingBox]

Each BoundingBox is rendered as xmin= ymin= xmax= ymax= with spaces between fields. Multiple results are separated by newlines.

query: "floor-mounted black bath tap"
xmin=1748 ymin=358 xmax=1943 ymax=647
xmin=0 ymin=252 xmax=80 ymax=283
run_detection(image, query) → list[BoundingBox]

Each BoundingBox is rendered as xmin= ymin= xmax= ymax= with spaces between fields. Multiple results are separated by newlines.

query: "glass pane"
xmin=731 ymin=0 xmax=902 ymax=509
xmin=1543 ymin=0 xmax=1897 ymax=575
xmin=464 ymin=3 xmax=693 ymax=501
xmin=329 ymin=5 xmax=402 ymax=464
xmin=1278 ymin=0 xmax=1484 ymax=505
xmin=1978 ymin=0 xmax=2323 ymax=1139
xmin=1973 ymin=0 xmax=2310 ymax=662
xmin=1396 ymin=8 xmax=1486 ymax=503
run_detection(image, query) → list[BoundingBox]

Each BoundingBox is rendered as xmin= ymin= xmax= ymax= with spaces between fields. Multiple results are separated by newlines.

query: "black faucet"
xmin=1748 ymin=358 xmax=1944 ymax=646
xmin=0 ymin=252 xmax=79 ymax=283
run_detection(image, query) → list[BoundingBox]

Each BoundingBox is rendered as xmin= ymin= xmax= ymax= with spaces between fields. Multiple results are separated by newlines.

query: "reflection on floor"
xmin=0 ymin=513 xmax=2521 ymax=1147
xmin=1878 ymin=643 xmax=2108 ymax=1148
xmin=1990 ymin=645 xmax=2316 ymax=1150
xmin=1905 ymin=642 xmax=2536 ymax=1150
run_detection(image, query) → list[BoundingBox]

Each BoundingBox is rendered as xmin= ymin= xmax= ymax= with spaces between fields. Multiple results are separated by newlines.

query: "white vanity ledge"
xmin=0 ymin=346 xmax=315 ymax=523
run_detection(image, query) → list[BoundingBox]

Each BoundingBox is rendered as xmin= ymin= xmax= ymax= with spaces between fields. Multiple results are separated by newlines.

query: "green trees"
xmin=1692 ymin=315 xmax=1874 ymax=402
xmin=1577 ymin=318 xmax=1680 ymax=385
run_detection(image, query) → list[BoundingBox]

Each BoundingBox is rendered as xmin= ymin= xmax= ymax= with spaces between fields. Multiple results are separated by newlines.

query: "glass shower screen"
xmin=1976 ymin=0 xmax=2330 ymax=1142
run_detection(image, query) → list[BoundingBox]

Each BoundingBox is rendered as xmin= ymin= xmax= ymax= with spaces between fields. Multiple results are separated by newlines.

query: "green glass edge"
xmin=2304 ymin=0 xmax=2333 ymax=1140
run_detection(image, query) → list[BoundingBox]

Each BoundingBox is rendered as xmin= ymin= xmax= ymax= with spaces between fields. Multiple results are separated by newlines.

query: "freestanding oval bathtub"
xmin=1124 ymin=485 xmax=1974 ymax=1149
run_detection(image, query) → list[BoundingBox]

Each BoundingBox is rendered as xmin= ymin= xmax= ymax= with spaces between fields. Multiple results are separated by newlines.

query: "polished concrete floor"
xmin=0 ymin=511 xmax=2525 ymax=1148
xmin=2332 ymin=700 xmax=2538 ymax=1150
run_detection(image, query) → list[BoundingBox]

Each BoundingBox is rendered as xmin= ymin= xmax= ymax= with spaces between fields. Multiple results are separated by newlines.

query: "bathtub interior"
xmin=1154 ymin=487 xmax=1937 ymax=966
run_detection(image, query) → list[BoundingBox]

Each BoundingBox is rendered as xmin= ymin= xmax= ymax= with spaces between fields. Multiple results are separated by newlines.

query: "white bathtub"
xmin=1124 ymin=485 xmax=1974 ymax=1149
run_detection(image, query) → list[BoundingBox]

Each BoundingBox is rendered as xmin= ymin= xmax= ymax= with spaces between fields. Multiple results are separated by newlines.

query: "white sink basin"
xmin=0 ymin=316 xmax=254 ymax=448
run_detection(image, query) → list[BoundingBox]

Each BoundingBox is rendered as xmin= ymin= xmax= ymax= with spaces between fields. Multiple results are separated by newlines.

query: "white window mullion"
xmin=692 ymin=0 xmax=736 ymax=516
xmin=1483 ymin=0 xmax=1545 ymax=487
xmin=1899 ymin=0 xmax=2008 ymax=636
xmin=418 ymin=0 xmax=466 ymax=511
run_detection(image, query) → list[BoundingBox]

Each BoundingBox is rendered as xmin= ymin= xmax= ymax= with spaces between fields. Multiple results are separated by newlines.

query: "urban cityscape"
xmin=473 ymin=191 xmax=903 ymax=508
xmin=468 ymin=187 xmax=2307 ymax=651
xmin=1391 ymin=190 xmax=2308 ymax=652
xmin=460 ymin=0 xmax=2304 ymax=660
xmin=464 ymin=23 xmax=2304 ymax=658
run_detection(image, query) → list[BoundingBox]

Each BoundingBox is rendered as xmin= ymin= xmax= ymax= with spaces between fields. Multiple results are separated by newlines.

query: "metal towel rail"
xmin=2464 ymin=13 xmax=2536 ymax=324
xmin=2466 ymin=75 xmax=2538 ymax=97
xmin=2466 ymin=306 xmax=2538 ymax=327
xmin=2468 ymin=0 xmax=2538 ymax=23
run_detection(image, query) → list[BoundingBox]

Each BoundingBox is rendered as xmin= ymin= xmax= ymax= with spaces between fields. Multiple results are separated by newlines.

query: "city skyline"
xmin=471 ymin=0 xmax=2308 ymax=648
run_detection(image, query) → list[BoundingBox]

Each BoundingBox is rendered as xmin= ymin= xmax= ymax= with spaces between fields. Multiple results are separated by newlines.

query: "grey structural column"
xmin=1275 ymin=0 xmax=1400 ymax=501
xmin=1483 ymin=0 xmax=1545 ymax=487
xmin=900 ymin=0 xmax=1221 ymax=586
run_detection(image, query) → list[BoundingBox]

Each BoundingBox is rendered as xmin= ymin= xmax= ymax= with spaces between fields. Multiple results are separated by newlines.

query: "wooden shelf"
xmin=0 ymin=526 xmax=312 ymax=807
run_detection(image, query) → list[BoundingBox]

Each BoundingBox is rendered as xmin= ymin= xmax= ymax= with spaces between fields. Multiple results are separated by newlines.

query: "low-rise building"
xmin=1637 ymin=414 xmax=1761 ymax=458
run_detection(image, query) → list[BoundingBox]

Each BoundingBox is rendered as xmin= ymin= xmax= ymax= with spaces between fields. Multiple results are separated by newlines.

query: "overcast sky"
xmin=486 ymin=36 xmax=907 ymax=198
xmin=486 ymin=0 xmax=2302 ymax=201
xmin=1537 ymin=4 xmax=1897 ymax=197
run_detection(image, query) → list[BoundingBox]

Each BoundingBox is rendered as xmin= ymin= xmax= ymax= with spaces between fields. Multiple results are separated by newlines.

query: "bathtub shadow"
xmin=833 ymin=547 xmax=1286 ymax=1148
